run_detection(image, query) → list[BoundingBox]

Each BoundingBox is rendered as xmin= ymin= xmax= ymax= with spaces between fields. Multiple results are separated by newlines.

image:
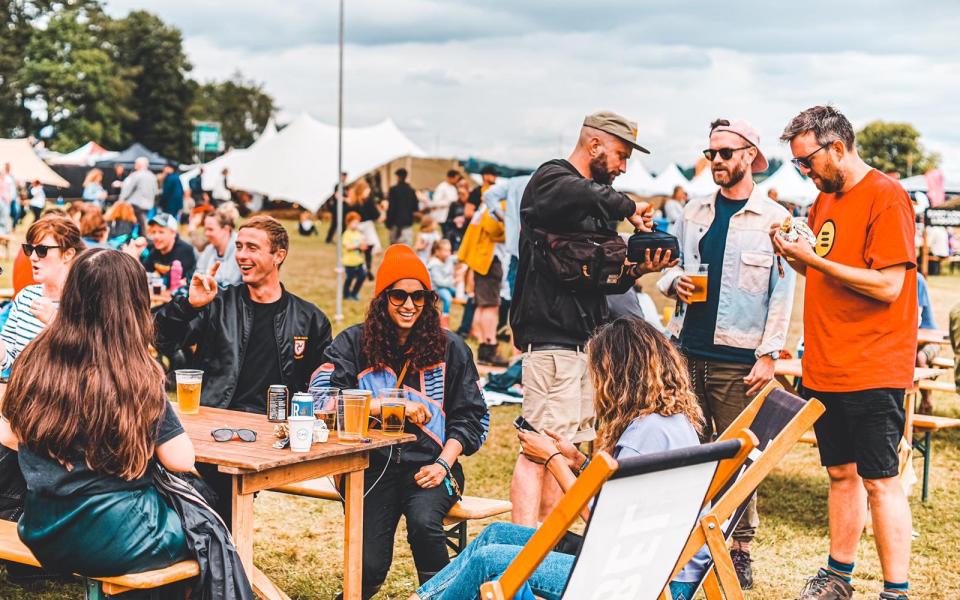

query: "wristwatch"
xmin=766 ymin=351 xmax=781 ymax=360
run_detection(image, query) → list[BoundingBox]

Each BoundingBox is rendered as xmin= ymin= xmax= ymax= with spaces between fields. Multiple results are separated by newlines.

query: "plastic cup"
xmin=175 ymin=369 xmax=203 ymax=415
xmin=288 ymin=416 xmax=315 ymax=452
xmin=379 ymin=388 xmax=406 ymax=437
xmin=338 ymin=389 xmax=372 ymax=443
xmin=685 ymin=264 xmax=709 ymax=303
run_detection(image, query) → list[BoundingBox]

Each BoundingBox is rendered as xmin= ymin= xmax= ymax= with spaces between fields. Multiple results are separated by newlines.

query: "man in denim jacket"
xmin=657 ymin=118 xmax=795 ymax=590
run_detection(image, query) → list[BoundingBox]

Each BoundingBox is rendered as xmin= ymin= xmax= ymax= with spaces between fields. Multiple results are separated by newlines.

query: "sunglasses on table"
xmin=702 ymin=146 xmax=752 ymax=162
xmin=385 ymin=289 xmax=436 ymax=307
xmin=790 ymin=142 xmax=832 ymax=170
xmin=22 ymin=244 xmax=64 ymax=258
xmin=211 ymin=427 xmax=257 ymax=442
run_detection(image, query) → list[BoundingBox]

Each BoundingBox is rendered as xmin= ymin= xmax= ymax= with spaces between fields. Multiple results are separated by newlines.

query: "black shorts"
xmin=474 ymin=257 xmax=503 ymax=307
xmin=802 ymin=387 xmax=905 ymax=480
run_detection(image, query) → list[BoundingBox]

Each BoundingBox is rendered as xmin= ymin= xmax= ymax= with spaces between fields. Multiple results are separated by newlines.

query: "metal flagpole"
xmin=334 ymin=0 xmax=345 ymax=322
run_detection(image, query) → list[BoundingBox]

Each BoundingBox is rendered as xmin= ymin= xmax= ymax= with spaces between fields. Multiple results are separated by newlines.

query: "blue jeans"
xmin=436 ymin=287 xmax=454 ymax=315
xmin=417 ymin=521 xmax=696 ymax=600
xmin=416 ymin=522 xmax=571 ymax=600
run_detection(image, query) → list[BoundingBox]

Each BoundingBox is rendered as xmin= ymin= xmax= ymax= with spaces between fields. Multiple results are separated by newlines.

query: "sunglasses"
xmin=385 ymin=289 xmax=435 ymax=307
xmin=22 ymin=243 xmax=63 ymax=258
xmin=702 ymin=146 xmax=752 ymax=162
xmin=211 ymin=428 xmax=257 ymax=443
xmin=790 ymin=142 xmax=832 ymax=170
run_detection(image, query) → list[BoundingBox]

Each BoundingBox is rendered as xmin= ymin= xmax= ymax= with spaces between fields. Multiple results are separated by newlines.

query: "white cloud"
xmin=107 ymin=1 xmax=960 ymax=173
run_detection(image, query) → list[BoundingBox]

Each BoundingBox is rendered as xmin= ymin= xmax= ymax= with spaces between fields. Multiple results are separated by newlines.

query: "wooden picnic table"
xmin=178 ymin=405 xmax=415 ymax=600
xmin=774 ymin=359 xmax=945 ymax=383
xmin=917 ymin=328 xmax=951 ymax=347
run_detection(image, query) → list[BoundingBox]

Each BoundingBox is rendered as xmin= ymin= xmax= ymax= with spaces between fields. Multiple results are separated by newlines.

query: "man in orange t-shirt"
xmin=773 ymin=106 xmax=916 ymax=600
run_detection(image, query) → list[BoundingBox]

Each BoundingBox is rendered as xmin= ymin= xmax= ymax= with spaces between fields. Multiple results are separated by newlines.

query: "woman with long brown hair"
xmin=0 ymin=249 xmax=196 ymax=576
xmin=104 ymin=200 xmax=139 ymax=246
xmin=412 ymin=317 xmax=709 ymax=600
xmin=312 ymin=244 xmax=488 ymax=598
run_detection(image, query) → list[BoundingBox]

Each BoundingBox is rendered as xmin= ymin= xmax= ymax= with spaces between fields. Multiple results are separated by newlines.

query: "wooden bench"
xmin=918 ymin=379 xmax=956 ymax=394
xmin=796 ymin=415 xmax=960 ymax=502
xmin=272 ymin=478 xmax=512 ymax=553
xmin=931 ymin=356 xmax=955 ymax=369
xmin=0 ymin=520 xmax=199 ymax=598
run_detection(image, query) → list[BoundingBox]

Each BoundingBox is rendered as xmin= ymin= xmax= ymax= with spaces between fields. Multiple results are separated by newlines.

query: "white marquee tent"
xmin=180 ymin=118 xmax=279 ymax=191
xmin=187 ymin=113 xmax=425 ymax=212
xmin=685 ymin=167 xmax=718 ymax=196
xmin=50 ymin=141 xmax=117 ymax=166
xmin=755 ymin=164 xmax=819 ymax=207
xmin=0 ymin=138 xmax=69 ymax=187
xmin=614 ymin=158 xmax=657 ymax=196
xmin=650 ymin=163 xmax=690 ymax=196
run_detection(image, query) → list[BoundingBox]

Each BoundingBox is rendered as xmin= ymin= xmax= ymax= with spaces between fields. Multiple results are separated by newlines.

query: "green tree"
xmin=189 ymin=71 xmax=275 ymax=151
xmin=857 ymin=120 xmax=940 ymax=177
xmin=20 ymin=3 xmax=136 ymax=151
xmin=0 ymin=1 xmax=44 ymax=136
xmin=108 ymin=10 xmax=193 ymax=161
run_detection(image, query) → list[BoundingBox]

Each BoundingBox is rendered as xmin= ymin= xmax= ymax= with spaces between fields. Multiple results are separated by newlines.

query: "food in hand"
xmin=776 ymin=217 xmax=816 ymax=245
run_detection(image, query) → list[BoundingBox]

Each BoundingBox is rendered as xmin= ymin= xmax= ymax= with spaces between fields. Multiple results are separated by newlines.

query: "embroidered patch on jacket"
xmin=293 ymin=336 xmax=308 ymax=359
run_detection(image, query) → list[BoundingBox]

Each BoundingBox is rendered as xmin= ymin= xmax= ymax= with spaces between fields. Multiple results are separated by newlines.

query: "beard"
xmin=711 ymin=160 xmax=748 ymax=189
xmin=812 ymin=162 xmax=846 ymax=194
xmin=589 ymin=150 xmax=614 ymax=185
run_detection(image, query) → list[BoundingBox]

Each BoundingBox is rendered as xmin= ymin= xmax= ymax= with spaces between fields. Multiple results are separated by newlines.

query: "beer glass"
xmin=379 ymin=388 xmax=407 ymax=437
xmin=338 ymin=389 xmax=372 ymax=443
xmin=175 ymin=369 xmax=203 ymax=415
xmin=309 ymin=386 xmax=339 ymax=431
xmin=686 ymin=264 xmax=709 ymax=303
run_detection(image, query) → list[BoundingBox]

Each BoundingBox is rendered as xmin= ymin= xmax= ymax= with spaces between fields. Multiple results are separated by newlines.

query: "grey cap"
xmin=148 ymin=212 xmax=179 ymax=231
xmin=583 ymin=110 xmax=650 ymax=154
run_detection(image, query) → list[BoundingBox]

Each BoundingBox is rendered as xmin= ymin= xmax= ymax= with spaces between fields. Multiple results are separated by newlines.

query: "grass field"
xmin=1 ymin=218 xmax=958 ymax=599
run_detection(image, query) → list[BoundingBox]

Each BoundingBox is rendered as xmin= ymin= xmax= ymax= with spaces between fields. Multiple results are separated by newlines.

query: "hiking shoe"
xmin=730 ymin=549 xmax=753 ymax=590
xmin=797 ymin=569 xmax=854 ymax=599
xmin=878 ymin=593 xmax=909 ymax=600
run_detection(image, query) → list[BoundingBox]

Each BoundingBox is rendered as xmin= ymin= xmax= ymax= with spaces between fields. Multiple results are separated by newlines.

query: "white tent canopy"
xmin=180 ymin=117 xmax=280 ymax=191
xmin=685 ymin=167 xmax=718 ymax=196
xmin=755 ymin=164 xmax=819 ymax=207
xmin=899 ymin=171 xmax=960 ymax=194
xmin=0 ymin=138 xmax=69 ymax=187
xmin=614 ymin=158 xmax=657 ymax=196
xmin=650 ymin=163 xmax=690 ymax=196
xmin=50 ymin=141 xmax=117 ymax=166
xmin=189 ymin=113 xmax=425 ymax=212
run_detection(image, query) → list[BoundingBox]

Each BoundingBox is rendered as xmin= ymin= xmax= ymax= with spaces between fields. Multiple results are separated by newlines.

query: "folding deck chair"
xmin=479 ymin=429 xmax=759 ymax=600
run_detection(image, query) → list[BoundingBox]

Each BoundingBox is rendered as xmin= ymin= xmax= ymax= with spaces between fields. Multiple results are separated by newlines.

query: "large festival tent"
xmin=685 ymin=166 xmax=718 ymax=196
xmin=0 ymin=138 xmax=69 ymax=187
xmin=179 ymin=117 xmax=279 ymax=191
xmin=94 ymin=142 xmax=173 ymax=171
xmin=50 ymin=141 xmax=117 ymax=166
xmin=754 ymin=163 xmax=818 ymax=207
xmin=192 ymin=113 xmax=429 ymax=212
xmin=649 ymin=163 xmax=690 ymax=196
xmin=614 ymin=157 xmax=657 ymax=196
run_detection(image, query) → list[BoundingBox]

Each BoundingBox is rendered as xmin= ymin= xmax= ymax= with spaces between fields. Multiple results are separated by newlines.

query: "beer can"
xmin=290 ymin=392 xmax=315 ymax=418
xmin=267 ymin=385 xmax=289 ymax=422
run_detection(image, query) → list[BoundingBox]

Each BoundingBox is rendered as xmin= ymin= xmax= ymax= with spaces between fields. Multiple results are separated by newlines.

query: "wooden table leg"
xmin=232 ymin=476 xmax=255 ymax=584
xmin=343 ymin=468 xmax=364 ymax=600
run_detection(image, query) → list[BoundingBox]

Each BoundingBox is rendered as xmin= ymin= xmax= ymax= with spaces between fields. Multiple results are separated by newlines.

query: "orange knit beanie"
xmin=374 ymin=244 xmax=433 ymax=296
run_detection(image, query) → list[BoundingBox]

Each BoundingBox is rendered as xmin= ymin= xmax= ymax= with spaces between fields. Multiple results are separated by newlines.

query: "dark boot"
xmin=478 ymin=343 xmax=509 ymax=367
xmin=417 ymin=571 xmax=439 ymax=586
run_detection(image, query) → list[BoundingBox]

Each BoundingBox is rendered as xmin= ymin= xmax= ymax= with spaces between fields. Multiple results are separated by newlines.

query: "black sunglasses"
xmin=385 ymin=289 xmax=435 ymax=307
xmin=211 ymin=428 xmax=257 ymax=443
xmin=703 ymin=146 xmax=752 ymax=162
xmin=791 ymin=142 xmax=832 ymax=170
xmin=22 ymin=243 xmax=64 ymax=258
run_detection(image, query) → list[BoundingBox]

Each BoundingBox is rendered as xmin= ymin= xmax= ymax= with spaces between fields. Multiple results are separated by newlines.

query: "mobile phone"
xmin=513 ymin=415 xmax=539 ymax=434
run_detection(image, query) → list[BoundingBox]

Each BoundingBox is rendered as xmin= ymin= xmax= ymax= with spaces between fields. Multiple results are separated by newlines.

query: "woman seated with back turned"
xmin=412 ymin=317 xmax=711 ymax=600
xmin=0 ymin=249 xmax=196 ymax=577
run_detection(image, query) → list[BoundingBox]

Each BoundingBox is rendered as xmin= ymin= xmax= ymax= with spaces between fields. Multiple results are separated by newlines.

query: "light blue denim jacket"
xmin=657 ymin=187 xmax=795 ymax=358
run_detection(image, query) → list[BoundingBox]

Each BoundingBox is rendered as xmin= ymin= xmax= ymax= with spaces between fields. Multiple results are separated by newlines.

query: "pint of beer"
xmin=175 ymin=369 xmax=203 ymax=415
xmin=379 ymin=389 xmax=407 ymax=437
xmin=338 ymin=390 xmax=372 ymax=443
xmin=686 ymin=264 xmax=709 ymax=303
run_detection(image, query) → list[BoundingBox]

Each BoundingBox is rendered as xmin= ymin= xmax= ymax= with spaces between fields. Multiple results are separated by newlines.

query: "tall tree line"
xmin=0 ymin=0 xmax=275 ymax=162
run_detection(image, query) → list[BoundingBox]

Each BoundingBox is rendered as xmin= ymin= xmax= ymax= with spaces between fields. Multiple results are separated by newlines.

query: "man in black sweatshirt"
xmin=509 ymin=111 xmax=677 ymax=525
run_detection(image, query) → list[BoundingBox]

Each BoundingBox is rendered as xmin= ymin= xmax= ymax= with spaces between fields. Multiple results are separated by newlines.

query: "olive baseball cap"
xmin=583 ymin=110 xmax=650 ymax=154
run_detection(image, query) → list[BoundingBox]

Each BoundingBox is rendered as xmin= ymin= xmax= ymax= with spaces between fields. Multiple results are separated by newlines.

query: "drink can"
xmin=267 ymin=385 xmax=289 ymax=422
xmin=290 ymin=392 xmax=314 ymax=418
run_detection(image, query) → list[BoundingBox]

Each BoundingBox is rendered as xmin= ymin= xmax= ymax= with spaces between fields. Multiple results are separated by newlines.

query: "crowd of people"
xmin=0 ymin=103 xmax=954 ymax=600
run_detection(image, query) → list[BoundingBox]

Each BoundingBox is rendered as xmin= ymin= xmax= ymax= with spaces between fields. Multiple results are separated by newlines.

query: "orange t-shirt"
xmin=801 ymin=169 xmax=918 ymax=392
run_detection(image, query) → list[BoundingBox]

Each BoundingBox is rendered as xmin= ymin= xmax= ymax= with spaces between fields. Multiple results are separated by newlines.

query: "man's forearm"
xmin=806 ymin=255 xmax=904 ymax=303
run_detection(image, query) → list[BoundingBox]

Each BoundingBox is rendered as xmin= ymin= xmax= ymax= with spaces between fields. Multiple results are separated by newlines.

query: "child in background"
xmin=342 ymin=212 xmax=367 ymax=300
xmin=29 ymin=180 xmax=46 ymax=222
xmin=415 ymin=215 xmax=441 ymax=263
xmin=428 ymin=239 xmax=456 ymax=316
xmin=298 ymin=210 xmax=318 ymax=236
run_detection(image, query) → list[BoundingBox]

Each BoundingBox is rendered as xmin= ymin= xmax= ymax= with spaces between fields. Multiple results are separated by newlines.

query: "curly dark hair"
xmin=362 ymin=290 xmax=447 ymax=372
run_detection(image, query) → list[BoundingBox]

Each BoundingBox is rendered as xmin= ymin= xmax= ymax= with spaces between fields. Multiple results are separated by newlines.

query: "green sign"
xmin=193 ymin=121 xmax=222 ymax=154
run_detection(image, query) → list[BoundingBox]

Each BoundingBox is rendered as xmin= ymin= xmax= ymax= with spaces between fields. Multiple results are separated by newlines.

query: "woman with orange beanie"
xmin=311 ymin=244 xmax=489 ymax=599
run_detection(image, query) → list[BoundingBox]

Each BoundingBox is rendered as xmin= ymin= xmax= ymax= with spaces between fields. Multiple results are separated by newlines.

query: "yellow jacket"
xmin=457 ymin=203 xmax=505 ymax=276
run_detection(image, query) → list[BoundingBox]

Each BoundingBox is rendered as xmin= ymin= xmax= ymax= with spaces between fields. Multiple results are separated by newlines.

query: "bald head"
xmin=572 ymin=126 xmax=632 ymax=185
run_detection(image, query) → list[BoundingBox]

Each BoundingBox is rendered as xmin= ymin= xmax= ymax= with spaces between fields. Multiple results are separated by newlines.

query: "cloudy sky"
xmin=108 ymin=0 xmax=960 ymax=173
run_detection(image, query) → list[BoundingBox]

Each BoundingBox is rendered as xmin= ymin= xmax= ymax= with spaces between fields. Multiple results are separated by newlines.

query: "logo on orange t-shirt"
xmin=814 ymin=220 xmax=836 ymax=257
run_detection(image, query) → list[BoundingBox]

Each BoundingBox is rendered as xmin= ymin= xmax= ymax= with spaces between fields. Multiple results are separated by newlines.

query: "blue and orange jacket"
xmin=310 ymin=324 xmax=489 ymax=466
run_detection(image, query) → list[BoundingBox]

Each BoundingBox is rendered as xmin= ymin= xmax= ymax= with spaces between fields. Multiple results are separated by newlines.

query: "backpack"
xmin=530 ymin=226 xmax=627 ymax=293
